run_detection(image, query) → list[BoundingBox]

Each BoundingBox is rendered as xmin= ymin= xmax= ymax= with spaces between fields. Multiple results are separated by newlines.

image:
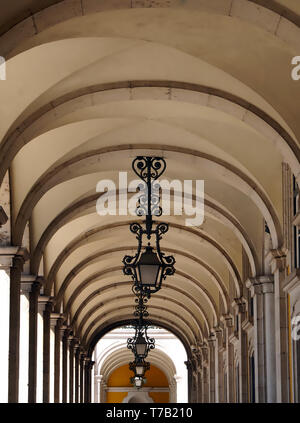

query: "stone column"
xmin=20 ymin=276 xmax=41 ymax=403
xmin=170 ymin=376 xmax=178 ymax=403
xmin=39 ymin=297 xmax=53 ymax=403
xmin=202 ymin=366 xmax=209 ymax=403
xmin=9 ymin=253 xmax=26 ymax=401
xmin=68 ymin=336 xmax=76 ymax=403
xmin=196 ymin=369 xmax=202 ymax=403
xmin=267 ymin=250 xmax=289 ymax=402
xmin=53 ymin=316 xmax=63 ymax=403
xmin=190 ymin=356 xmax=198 ymax=403
xmin=214 ymin=328 xmax=224 ymax=403
xmin=184 ymin=359 xmax=192 ymax=403
xmin=208 ymin=336 xmax=216 ymax=403
xmin=84 ymin=358 xmax=95 ymax=403
xmin=200 ymin=344 xmax=209 ymax=403
xmin=98 ymin=375 xmax=103 ymax=403
xmin=222 ymin=315 xmax=235 ymax=402
xmin=94 ymin=374 xmax=101 ymax=404
xmin=0 ymin=247 xmax=28 ymax=403
xmin=195 ymin=352 xmax=202 ymax=403
xmin=28 ymin=280 xmax=41 ymax=403
xmin=62 ymin=326 xmax=70 ymax=403
xmin=87 ymin=359 xmax=95 ymax=403
xmin=74 ymin=345 xmax=80 ymax=403
xmin=100 ymin=380 xmax=107 ymax=403
xmin=50 ymin=314 xmax=62 ymax=403
xmin=233 ymin=298 xmax=248 ymax=403
xmin=79 ymin=352 xmax=85 ymax=403
xmin=246 ymin=275 xmax=276 ymax=402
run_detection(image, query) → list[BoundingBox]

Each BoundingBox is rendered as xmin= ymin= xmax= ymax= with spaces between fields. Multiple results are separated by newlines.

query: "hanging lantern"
xmin=122 ymin=157 xmax=175 ymax=298
xmin=127 ymin=319 xmax=155 ymax=360
xmin=129 ymin=359 xmax=150 ymax=379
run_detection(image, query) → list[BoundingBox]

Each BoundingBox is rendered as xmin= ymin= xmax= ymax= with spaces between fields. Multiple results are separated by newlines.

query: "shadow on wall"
xmin=123 ymin=392 xmax=154 ymax=403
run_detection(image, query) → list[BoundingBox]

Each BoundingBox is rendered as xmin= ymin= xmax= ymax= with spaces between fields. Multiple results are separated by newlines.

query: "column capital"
xmin=50 ymin=313 xmax=63 ymax=328
xmin=84 ymin=357 xmax=95 ymax=370
xmin=266 ymin=248 xmax=287 ymax=273
xmin=207 ymin=334 xmax=216 ymax=347
xmin=232 ymin=297 xmax=247 ymax=313
xmin=211 ymin=326 xmax=224 ymax=348
xmin=66 ymin=328 xmax=75 ymax=345
xmin=38 ymin=295 xmax=53 ymax=313
xmin=246 ymin=276 xmax=274 ymax=295
xmin=0 ymin=206 xmax=8 ymax=226
xmin=69 ymin=335 xmax=80 ymax=350
xmin=221 ymin=313 xmax=234 ymax=327
xmin=190 ymin=357 xmax=198 ymax=374
xmin=74 ymin=341 xmax=81 ymax=353
xmin=59 ymin=325 xmax=70 ymax=340
xmin=211 ymin=325 xmax=223 ymax=335
xmin=80 ymin=351 xmax=86 ymax=361
xmin=199 ymin=343 xmax=209 ymax=364
xmin=20 ymin=275 xmax=41 ymax=294
xmin=192 ymin=351 xmax=202 ymax=369
xmin=0 ymin=246 xmax=29 ymax=270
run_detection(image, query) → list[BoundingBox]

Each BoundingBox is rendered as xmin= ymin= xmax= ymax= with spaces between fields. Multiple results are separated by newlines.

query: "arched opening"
xmin=90 ymin=325 xmax=188 ymax=403
xmin=0 ymin=0 xmax=300 ymax=405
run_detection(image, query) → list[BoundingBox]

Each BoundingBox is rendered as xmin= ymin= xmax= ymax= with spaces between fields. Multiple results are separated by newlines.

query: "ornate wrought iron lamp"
xmin=129 ymin=359 xmax=149 ymax=389
xmin=127 ymin=317 xmax=155 ymax=360
xmin=131 ymin=375 xmax=145 ymax=389
xmin=129 ymin=358 xmax=150 ymax=378
xmin=122 ymin=156 xmax=176 ymax=298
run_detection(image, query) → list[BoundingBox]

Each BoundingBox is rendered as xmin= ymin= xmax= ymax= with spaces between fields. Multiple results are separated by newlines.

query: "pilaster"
xmin=21 ymin=276 xmax=41 ymax=403
xmin=200 ymin=344 xmax=209 ymax=403
xmin=221 ymin=314 xmax=235 ymax=402
xmin=266 ymin=248 xmax=289 ymax=402
xmin=246 ymin=275 xmax=276 ymax=402
xmin=79 ymin=351 xmax=85 ymax=403
xmin=207 ymin=335 xmax=216 ymax=403
xmin=232 ymin=297 xmax=248 ymax=402
xmin=61 ymin=326 xmax=70 ymax=403
xmin=38 ymin=296 xmax=53 ymax=403
xmin=51 ymin=313 xmax=63 ymax=403
xmin=0 ymin=247 xmax=28 ymax=403
xmin=74 ymin=343 xmax=81 ymax=403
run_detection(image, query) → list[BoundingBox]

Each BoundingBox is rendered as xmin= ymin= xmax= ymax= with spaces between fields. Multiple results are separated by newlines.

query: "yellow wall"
xmin=106 ymin=363 xmax=169 ymax=403
xmin=107 ymin=364 xmax=134 ymax=387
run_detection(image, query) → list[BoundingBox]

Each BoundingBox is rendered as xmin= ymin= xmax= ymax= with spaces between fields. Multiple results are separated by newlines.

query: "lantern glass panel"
xmin=135 ymin=377 xmax=143 ymax=388
xmin=137 ymin=246 xmax=161 ymax=287
xmin=136 ymin=365 xmax=144 ymax=376
xmin=135 ymin=333 xmax=147 ymax=357
xmin=138 ymin=264 xmax=160 ymax=286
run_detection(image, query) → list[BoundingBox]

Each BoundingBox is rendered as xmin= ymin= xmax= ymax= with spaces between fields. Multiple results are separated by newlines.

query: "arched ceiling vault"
xmin=80 ymin=300 xmax=203 ymax=346
xmin=57 ymin=246 xmax=230 ymax=313
xmin=1 ymin=0 xmax=300 ymax=41
xmin=30 ymin=190 xmax=259 ymax=276
xmin=48 ymin=222 xmax=241 ymax=299
xmin=87 ymin=319 xmax=192 ymax=358
xmin=13 ymin=146 xmax=283 ymax=247
xmin=62 ymin=265 xmax=218 ymax=328
xmin=1 ymin=0 xmax=299 ymax=352
xmin=72 ymin=282 xmax=211 ymax=338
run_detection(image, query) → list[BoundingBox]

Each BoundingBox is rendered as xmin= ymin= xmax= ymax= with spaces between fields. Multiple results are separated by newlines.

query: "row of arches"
xmin=0 ymin=0 xmax=300 ymax=403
